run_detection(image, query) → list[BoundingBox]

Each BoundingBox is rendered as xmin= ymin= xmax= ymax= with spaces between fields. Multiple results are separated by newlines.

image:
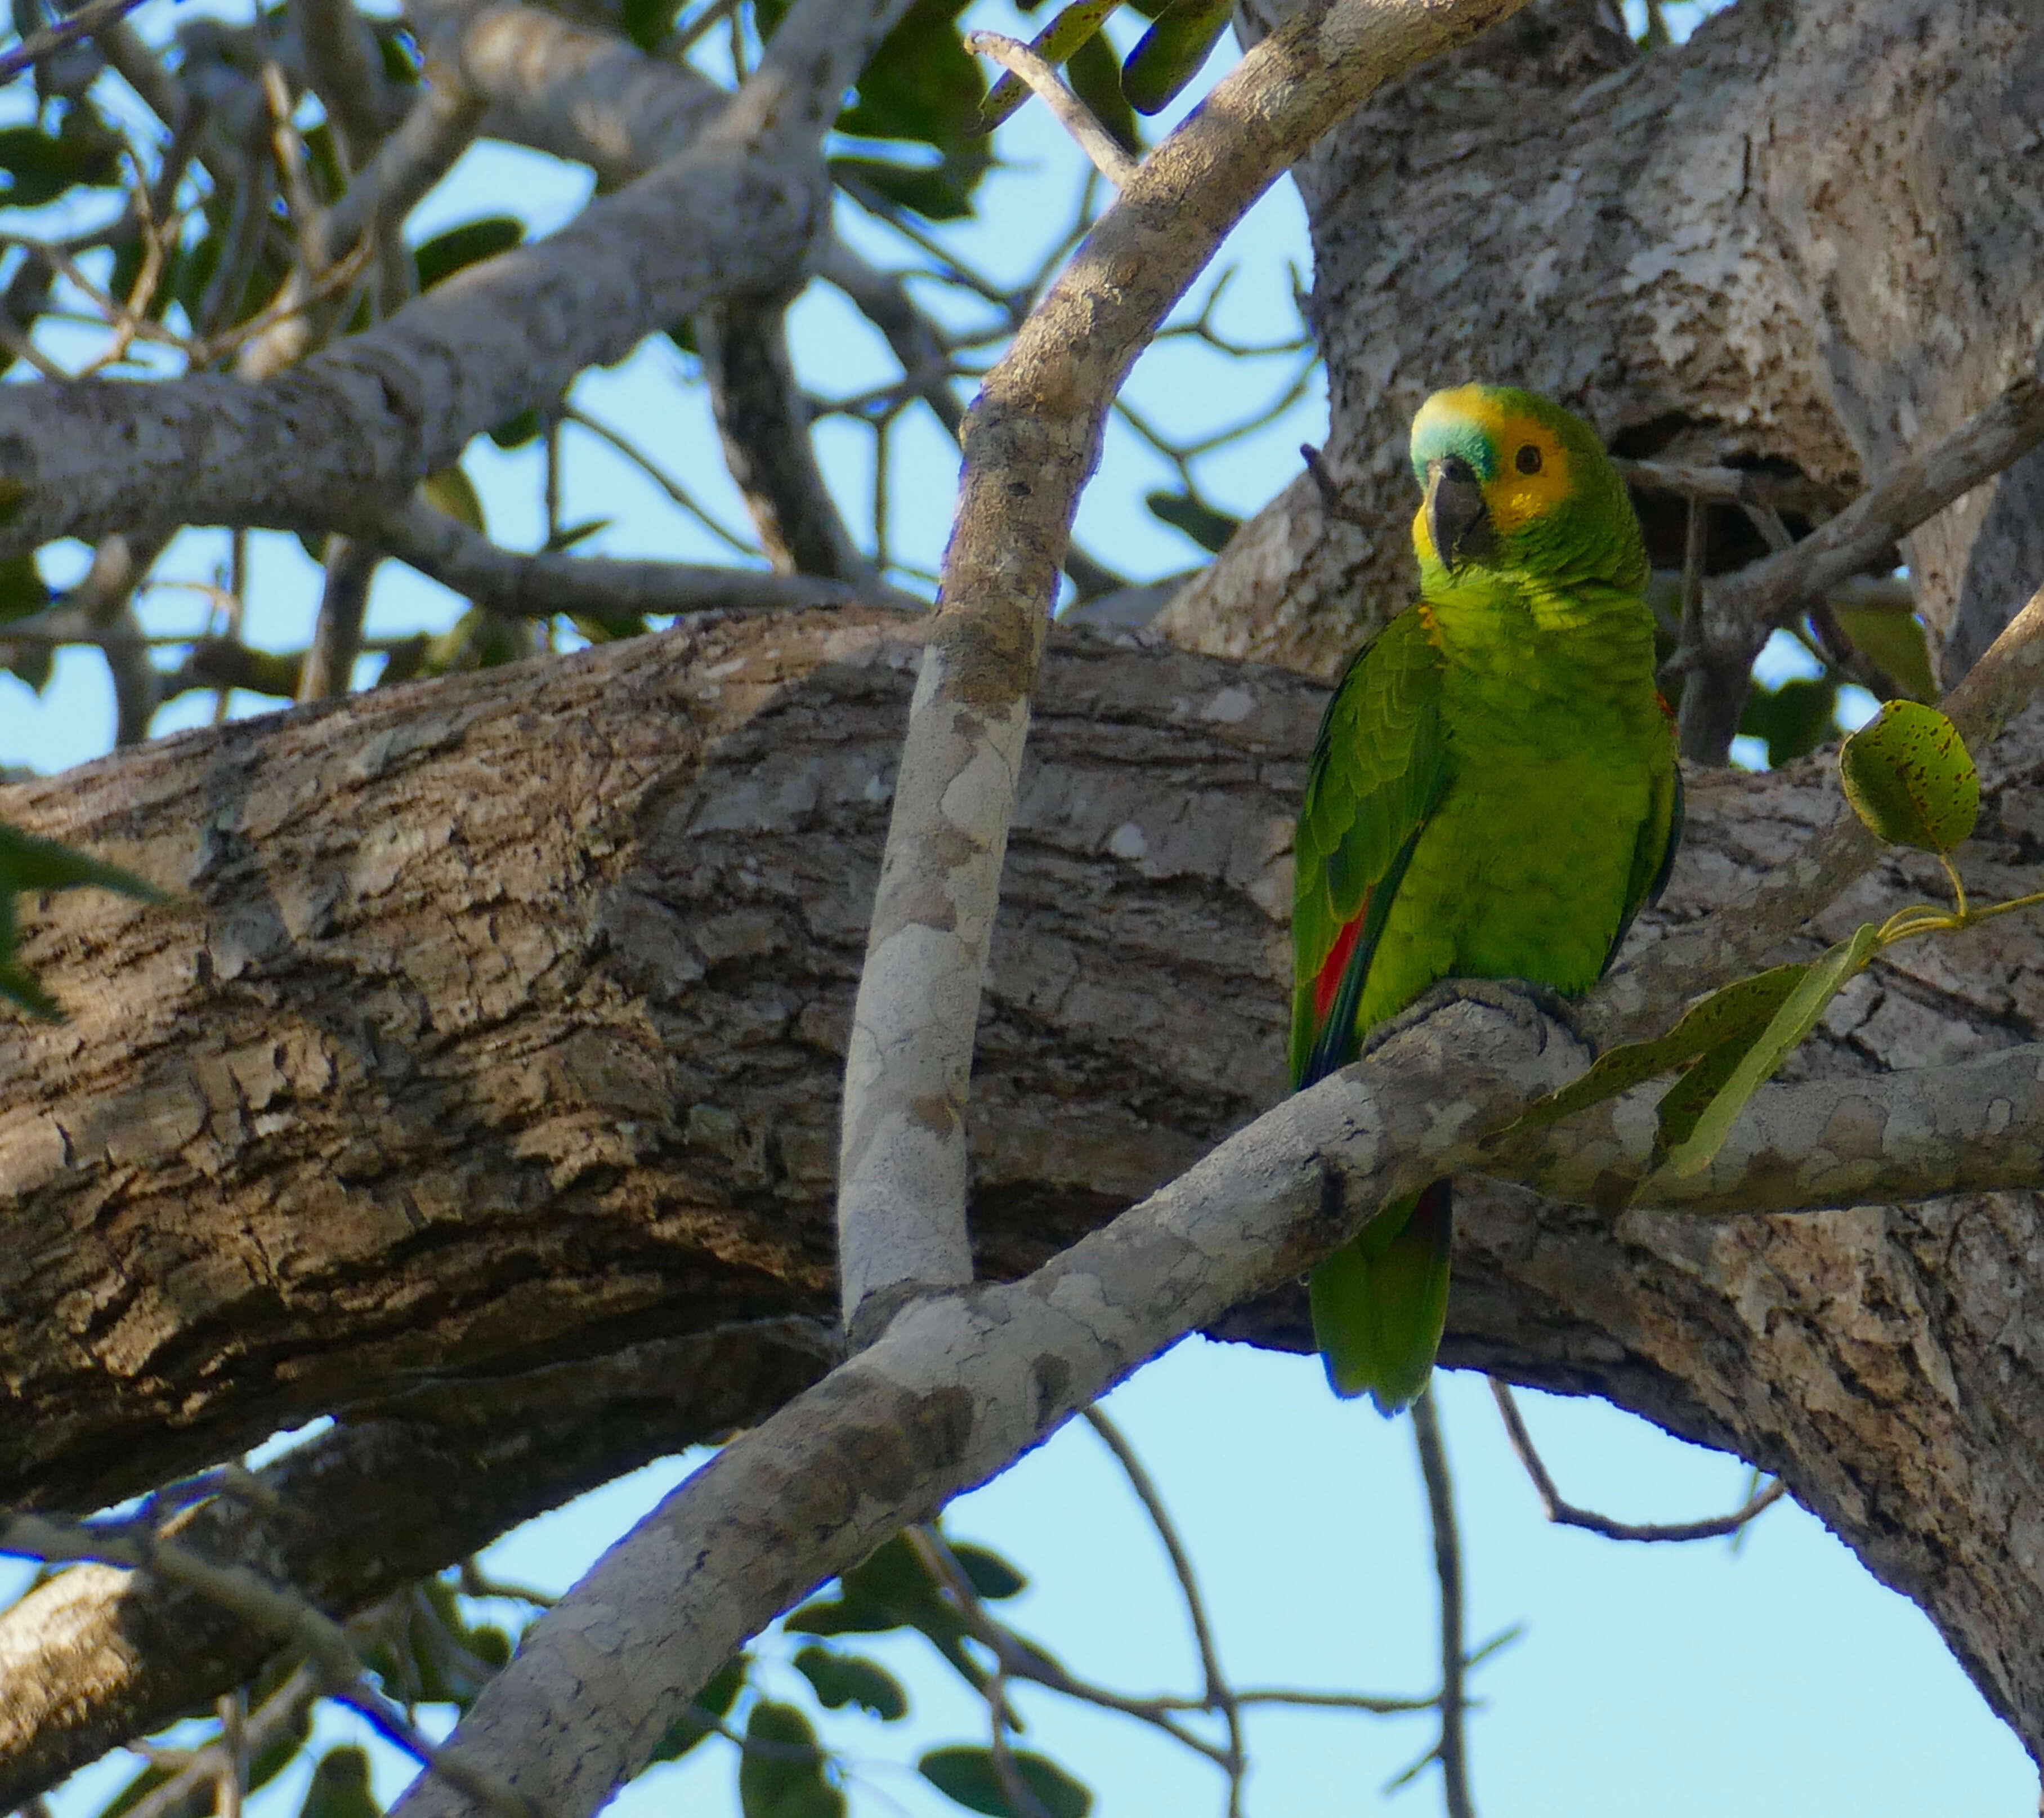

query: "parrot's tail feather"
xmin=1309 ymin=1178 xmax=1453 ymax=1417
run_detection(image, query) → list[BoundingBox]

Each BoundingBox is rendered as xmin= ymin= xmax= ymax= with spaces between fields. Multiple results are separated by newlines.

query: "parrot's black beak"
xmin=1425 ymin=455 xmax=1493 ymax=571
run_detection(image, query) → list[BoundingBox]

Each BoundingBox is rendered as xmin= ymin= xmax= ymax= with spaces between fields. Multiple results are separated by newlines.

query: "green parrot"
xmin=1290 ymin=383 xmax=1681 ymax=1414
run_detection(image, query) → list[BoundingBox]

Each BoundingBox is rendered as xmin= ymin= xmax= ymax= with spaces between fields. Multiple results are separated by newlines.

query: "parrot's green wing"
xmin=1290 ymin=608 xmax=1450 ymax=1089
xmin=1602 ymin=701 xmax=1684 ymax=975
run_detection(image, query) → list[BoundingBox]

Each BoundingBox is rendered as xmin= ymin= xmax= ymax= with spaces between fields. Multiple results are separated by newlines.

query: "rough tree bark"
xmin=14 ymin=0 xmax=2044 ymax=1793
xmin=10 ymin=602 xmax=2044 ymax=1767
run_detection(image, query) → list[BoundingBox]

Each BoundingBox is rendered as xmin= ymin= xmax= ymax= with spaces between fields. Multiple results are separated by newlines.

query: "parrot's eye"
xmin=1515 ymin=444 xmax=1543 ymax=475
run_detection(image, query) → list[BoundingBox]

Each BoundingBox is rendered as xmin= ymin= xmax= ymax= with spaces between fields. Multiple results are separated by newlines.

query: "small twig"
xmin=214 ymin=1690 xmax=245 ymax=1818
xmin=1082 ymin=1407 xmax=1246 ymax=1811
xmin=965 ymin=33 xmax=1138 ymax=190
xmin=1808 ymin=597 xmax=1904 ymax=700
xmin=1489 ymin=1379 xmax=1788 ymax=1542
xmin=189 ymin=231 xmax=374 ymax=365
xmin=0 ymin=1511 xmax=549 ymax=1818
xmin=1300 ymin=443 xmax=1373 ymax=529
xmin=905 ymin=1525 xmax=1232 ymax=1766
xmin=1411 ymin=1391 xmax=1475 ymax=1818
xmin=0 ymin=0 xmax=152 ymax=82
xmin=458 ymin=1558 xmax=558 ymax=1608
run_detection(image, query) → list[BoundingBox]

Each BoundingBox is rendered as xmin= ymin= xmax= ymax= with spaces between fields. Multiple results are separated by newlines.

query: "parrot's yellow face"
xmin=1406 ymin=383 xmax=1645 ymax=595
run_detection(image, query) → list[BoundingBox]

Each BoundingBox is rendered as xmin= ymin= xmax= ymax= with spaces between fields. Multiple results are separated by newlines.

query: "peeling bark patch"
xmin=1822 ymin=1094 xmax=1888 ymax=1162
xmin=1031 ymin=1351 xmax=1072 ymax=1426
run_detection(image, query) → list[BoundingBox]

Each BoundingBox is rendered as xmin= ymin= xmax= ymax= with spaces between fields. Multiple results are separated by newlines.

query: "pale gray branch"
xmin=834 ymin=0 xmax=1541 ymax=1337
xmin=965 ymin=32 xmax=1139 ymax=190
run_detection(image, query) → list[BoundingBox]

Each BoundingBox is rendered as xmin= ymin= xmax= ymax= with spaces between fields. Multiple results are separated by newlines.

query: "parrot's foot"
xmin=1358 ymin=975 xmax=1588 ymax=1064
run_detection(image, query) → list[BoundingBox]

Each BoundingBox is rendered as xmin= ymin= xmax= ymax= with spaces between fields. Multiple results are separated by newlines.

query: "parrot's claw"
xmin=1357 ymin=976 xmax=1586 ymax=1062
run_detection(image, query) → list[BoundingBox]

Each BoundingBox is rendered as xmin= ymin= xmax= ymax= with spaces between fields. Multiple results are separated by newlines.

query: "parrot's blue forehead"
xmin=1408 ymin=403 xmax=1499 ymax=486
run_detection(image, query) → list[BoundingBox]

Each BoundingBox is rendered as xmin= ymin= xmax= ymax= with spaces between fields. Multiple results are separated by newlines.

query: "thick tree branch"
xmin=407 ymin=0 xmax=723 ymax=185
xmin=835 ymin=0 xmax=1541 ymax=1338
xmin=0 ymin=0 xmax=914 ymax=553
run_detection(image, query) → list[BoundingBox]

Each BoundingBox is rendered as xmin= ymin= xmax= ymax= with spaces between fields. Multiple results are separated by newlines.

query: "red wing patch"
xmin=1313 ymin=905 xmax=1367 ymax=1026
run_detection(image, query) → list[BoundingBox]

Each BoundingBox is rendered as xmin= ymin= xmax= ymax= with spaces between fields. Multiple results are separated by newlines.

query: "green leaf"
xmin=646 ymin=1655 xmax=748 ymax=1764
xmin=1065 ymin=29 xmax=1141 ymax=154
xmin=568 ymin=611 xmax=649 ymax=644
xmin=1145 ymin=489 xmax=1241 ymax=555
xmin=419 ymin=609 xmax=530 ymax=676
xmin=793 ymin=1646 xmax=909 ymax=1721
xmin=1656 ymin=922 xmax=1882 ymax=1181
xmin=374 ymin=23 xmax=422 ymax=84
xmin=421 ymin=466 xmax=486 ymax=535
xmin=489 ymin=408 xmax=544 ymax=450
xmin=620 ymin=0 xmax=675 ymax=51
xmin=738 ymin=1702 xmax=844 ymax=1818
xmin=1831 ymin=605 xmax=1937 ymax=703
xmin=0 ymin=551 xmax=50 ymax=691
xmin=980 ymin=0 xmax=1122 ymax=131
xmin=543 ymin=517 xmax=609 ymax=553
xmin=1838 ymin=699 xmax=1979 ymax=852
xmin=919 ymin=1748 xmax=1092 ymax=1818
xmin=785 ymin=1533 xmax=989 ymax=1692
xmin=1497 ymin=965 xmax=1807 ymax=1138
xmin=414 ymin=217 xmax=524 ymax=292
xmin=1738 ymin=674 xmax=1836 ymax=770
xmin=0 ymin=113 xmax=122 ymax=208
xmin=952 ymin=1543 xmax=1027 ymax=1600
xmin=1120 ymin=0 xmax=1232 ymax=114
xmin=297 ymin=1748 xmax=382 ymax=1818
xmin=840 ymin=0 xmax=985 ymax=150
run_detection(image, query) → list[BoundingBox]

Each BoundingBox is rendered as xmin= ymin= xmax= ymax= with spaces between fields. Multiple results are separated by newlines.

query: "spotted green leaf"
xmin=1838 ymin=699 xmax=1978 ymax=852
xmin=978 ymin=0 xmax=1122 ymax=131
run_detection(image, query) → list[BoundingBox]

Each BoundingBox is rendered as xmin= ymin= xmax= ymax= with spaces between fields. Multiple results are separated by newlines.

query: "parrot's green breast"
xmin=1349 ymin=583 xmax=1667 ymax=1034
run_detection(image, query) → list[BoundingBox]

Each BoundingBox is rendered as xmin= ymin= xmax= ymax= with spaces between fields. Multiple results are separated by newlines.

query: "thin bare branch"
xmin=0 ymin=1320 xmax=835 ymax=1812
xmin=1081 ymin=1408 xmax=1245 ymax=1808
xmin=965 ymin=33 xmax=1139 ymax=190
xmin=697 ymin=303 xmax=871 ymax=580
xmin=1676 ymin=373 xmax=2044 ymax=761
xmin=371 ymin=494 xmax=914 ymax=622
xmin=1488 ymin=1381 xmax=1787 ymax=1543
xmin=1411 ymin=1391 xmax=1474 ymax=1818
xmin=1590 ymin=575 xmax=2044 ymax=1047
xmin=0 ymin=0 xmax=151 ymax=82
xmin=298 ymin=536 xmax=381 ymax=701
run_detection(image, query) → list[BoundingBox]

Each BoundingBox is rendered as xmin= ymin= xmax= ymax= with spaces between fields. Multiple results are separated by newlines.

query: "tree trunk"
xmin=10 ymin=599 xmax=2044 ymax=1757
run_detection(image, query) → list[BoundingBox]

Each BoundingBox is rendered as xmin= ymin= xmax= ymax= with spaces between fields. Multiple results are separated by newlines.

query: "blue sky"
xmin=1 ymin=2 xmax=2023 ymax=1814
